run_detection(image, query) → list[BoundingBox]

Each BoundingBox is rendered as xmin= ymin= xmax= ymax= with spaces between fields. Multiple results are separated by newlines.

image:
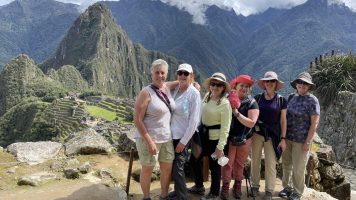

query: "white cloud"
xmin=1 ymin=0 xmax=355 ymax=23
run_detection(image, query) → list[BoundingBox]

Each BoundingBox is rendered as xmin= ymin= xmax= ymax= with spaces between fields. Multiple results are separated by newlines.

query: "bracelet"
xmin=235 ymin=111 xmax=240 ymax=118
xmin=281 ymin=137 xmax=286 ymax=140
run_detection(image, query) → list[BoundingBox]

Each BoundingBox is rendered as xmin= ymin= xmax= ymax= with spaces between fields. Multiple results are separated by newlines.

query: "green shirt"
xmin=201 ymin=97 xmax=232 ymax=150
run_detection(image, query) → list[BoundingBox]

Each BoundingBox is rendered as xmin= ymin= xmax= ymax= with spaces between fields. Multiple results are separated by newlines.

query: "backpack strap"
xmin=287 ymin=93 xmax=295 ymax=103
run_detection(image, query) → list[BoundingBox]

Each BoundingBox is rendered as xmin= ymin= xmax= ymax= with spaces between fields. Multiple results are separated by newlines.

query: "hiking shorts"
xmin=136 ymin=138 xmax=174 ymax=166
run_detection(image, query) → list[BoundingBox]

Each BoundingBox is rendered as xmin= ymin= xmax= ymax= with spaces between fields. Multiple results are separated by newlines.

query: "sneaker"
xmin=142 ymin=198 xmax=152 ymax=200
xmin=188 ymin=185 xmax=206 ymax=195
xmin=250 ymin=187 xmax=259 ymax=197
xmin=200 ymin=193 xmax=219 ymax=200
xmin=278 ymin=187 xmax=292 ymax=198
xmin=262 ymin=191 xmax=272 ymax=200
xmin=288 ymin=192 xmax=301 ymax=200
xmin=220 ymin=182 xmax=230 ymax=200
xmin=233 ymin=180 xmax=242 ymax=199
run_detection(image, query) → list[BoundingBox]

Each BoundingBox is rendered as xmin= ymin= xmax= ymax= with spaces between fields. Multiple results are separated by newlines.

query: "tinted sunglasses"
xmin=295 ymin=80 xmax=309 ymax=85
xmin=177 ymin=71 xmax=190 ymax=76
xmin=264 ymin=80 xmax=277 ymax=83
xmin=210 ymin=82 xmax=224 ymax=87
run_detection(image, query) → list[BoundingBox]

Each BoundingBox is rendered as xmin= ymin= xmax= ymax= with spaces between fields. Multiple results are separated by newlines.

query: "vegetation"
xmin=311 ymin=53 xmax=356 ymax=106
xmin=85 ymin=105 xmax=117 ymax=122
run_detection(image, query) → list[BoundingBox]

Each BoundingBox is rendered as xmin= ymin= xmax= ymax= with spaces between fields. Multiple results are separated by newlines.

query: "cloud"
xmin=0 ymin=0 xmax=355 ymax=23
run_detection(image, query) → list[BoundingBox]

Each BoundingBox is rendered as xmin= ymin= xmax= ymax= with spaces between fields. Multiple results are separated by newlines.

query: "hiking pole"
xmin=126 ymin=147 xmax=135 ymax=194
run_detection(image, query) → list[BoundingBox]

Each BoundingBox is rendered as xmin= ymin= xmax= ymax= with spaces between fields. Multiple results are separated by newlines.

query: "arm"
xmin=165 ymin=80 xmax=179 ymax=90
xmin=216 ymin=102 xmax=232 ymax=156
xmin=303 ymin=114 xmax=319 ymax=151
xmin=232 ymin=108 xmax=259 ymax=128
xmin=177 ymin=92 xmax=201 ymax=148
xmin=278 ymin=108 xmax=287 ymax=151
xmin=133 ymin=89 xmax=157 ymax=155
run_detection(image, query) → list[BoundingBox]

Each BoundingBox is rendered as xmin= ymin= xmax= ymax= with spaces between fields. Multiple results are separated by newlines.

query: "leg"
xmin=207 ymin=140 xmax=220 ymax=196
xmin=160 ymin=161 xmax=173 ymax=198
xmin=282 ymin=139 xmax=293 ymax=189
xmin=172 ymin=140 xmax=189 ymax=200
xmin=291 ymin=142 xmax=309 ymax=195
xmin=250 ymin=134 xmax=264 ymax=189
xmin=264 ymin=139 xmax=277 ymax=193
xmin=141 ymin=165 xmax=154 ymax=198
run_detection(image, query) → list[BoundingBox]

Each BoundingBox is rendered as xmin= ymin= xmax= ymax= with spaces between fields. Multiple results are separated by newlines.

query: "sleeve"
xmin=309 ymin=96 xmax=320 ymax=116
xmin=249 ymin=99 xmax=259 ymax=110
xmin=180 ymin=90 xmax=202 ymax=145
xmin=217 ymin=99 xmax=232 ymax=150
xmin=281 ymin=96 xmax=288 ymax=109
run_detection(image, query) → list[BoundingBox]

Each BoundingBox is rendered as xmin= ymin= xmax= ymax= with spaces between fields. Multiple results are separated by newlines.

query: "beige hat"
xmin=291 ymin=72 xmax=316 ymax=90
xmin=203 ymin=72 xmax=230 ymax=92
xmin=257 ymin=71 xmax=284 ymax=90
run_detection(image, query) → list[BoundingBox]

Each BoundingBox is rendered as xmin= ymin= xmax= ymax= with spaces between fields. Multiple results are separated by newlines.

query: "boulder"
xmin=7 ymin=141 xmax=62 ymax=165
xmin=64 ymin=168 xmax=80 ymax=179
xmin=316 ymin=144 xmax=336 ymax=165
xmin=319 ymin=163 xmax=344 ymax=181
xmin=328 ymin=182 xmax=351 ymax=200
xmin=18 ymin=172 xmax=56 ymax=186
xmin=65 ymin=128 xmax=113 ymax=156
xmin=78 ymin=162 xmax=91 ymax=174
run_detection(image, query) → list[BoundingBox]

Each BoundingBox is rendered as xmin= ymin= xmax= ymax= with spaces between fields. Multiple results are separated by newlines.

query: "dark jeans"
xmin=173 ymin=139 xmax=189 ymax=200
xmin=189 ymin=139 xmax=221 ymax=196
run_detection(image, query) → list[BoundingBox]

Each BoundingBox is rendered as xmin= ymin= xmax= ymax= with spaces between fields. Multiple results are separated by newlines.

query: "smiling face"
xmin=295 ymin=79 xmax=311 ymax=96
xmin=235 ymin=82 xmax=251 ymax=98
xmin=209 ymin=80 xmax=225 ymax=97
xmin=151 ymin=64 xmax=168 ymax=87
xmin=177 ymin=70 xmax=192 ymax=86
xmin=264 ymin=79 xmax=277 ymax=91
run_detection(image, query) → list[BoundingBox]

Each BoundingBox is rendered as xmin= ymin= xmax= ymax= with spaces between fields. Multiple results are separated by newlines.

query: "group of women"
xmin=134 ymin=59 xmax=320 ymax=200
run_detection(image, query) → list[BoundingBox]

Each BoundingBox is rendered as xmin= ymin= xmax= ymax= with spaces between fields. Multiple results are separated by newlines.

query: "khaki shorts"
xmin=136 ymin=138 xmax=175 ymax=166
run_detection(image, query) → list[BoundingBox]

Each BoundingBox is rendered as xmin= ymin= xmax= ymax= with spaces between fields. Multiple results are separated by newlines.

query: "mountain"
xmin=41 ymin=3 xmax=187 ymax=98
xmin=103 ymin=0 xmax=242 ymax=76
xmin=0 ymin=0 xmax=79 ymax=70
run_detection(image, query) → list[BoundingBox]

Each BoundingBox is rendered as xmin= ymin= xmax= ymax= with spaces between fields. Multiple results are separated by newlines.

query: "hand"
xmin=303 ymin=142 xmax=311 ymax=152
xmin=147 ymin=140 xmax=157 ymax=155
xmin=214 ymin=148 xmax=224 ymax=159
xmin=278 ymin=140 xmax=286 ymax=152
xmin=175 ymin=142 xmax=185 ymax=153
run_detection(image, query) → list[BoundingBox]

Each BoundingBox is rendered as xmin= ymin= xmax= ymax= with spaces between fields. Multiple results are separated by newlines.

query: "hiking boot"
xmin=262 ymin=191 xmax=272 ymax=200
xmin=278 ymin=187 xmax=292 ymax=198
xmin=167 ymin=191 xmax=177 ymax=200
xmin=288 ymin=192 xmax=301 ymax=200
xmin=200 ymin=193 xmax=219 ymax=200
xmin=220 ymin=181 xmax=230 ymax=200
xmin=250 ymin=187 xmax=258 ymax=197
xmin=187 ymin=185 xmax=205 ymax=195
xmin=232 ymin=180 xmax=242 ymax=199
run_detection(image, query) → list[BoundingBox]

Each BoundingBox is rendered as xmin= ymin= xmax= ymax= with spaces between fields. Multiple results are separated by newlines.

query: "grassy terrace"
xmin=85 ymin=105 xmax=123 ymax=122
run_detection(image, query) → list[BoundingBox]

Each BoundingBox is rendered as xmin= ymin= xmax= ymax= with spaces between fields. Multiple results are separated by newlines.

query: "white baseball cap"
xmin=177 ymin=63 xmax=193 ymax=73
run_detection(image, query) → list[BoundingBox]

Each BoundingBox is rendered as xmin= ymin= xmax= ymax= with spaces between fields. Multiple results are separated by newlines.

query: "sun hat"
xmin=203 ymin=72 xmax=230 ymax=92
xmin=176 ymin=63 xmax=193 ymax=73
xmin=257 ymin=71 xmax=284 ymax=90
xmin=290 ymin=71 xmax=316 ymax=90
xmin=230 ymin=74 xmax=254 ymax=88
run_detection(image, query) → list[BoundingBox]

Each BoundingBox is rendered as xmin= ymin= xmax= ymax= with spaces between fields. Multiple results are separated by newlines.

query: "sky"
xmin=0 ymin=0 xmax=355 ymax=24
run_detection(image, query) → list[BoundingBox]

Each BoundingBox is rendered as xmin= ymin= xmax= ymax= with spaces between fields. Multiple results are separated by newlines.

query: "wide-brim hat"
xmin=230 ymin=74 xmax=255 ymax=88
xmin=204 ymin=72 xmax=230 ymax=92
xmin=257 ymin=71 xmax=284 ymax=90
xmin=291 ymin=71 xmax=316 ymax=90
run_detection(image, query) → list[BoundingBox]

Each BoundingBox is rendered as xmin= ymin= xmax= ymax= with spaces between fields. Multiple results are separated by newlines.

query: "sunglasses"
xmin=177 ymin=71 xmax=190 ymax=76
xmin=295 ymin=80 xmax=309 ymax=85
xmin=264 ymin=80 xmax=277 ymax=83
xmin=210 ymin=82 xmax=224 ymax=87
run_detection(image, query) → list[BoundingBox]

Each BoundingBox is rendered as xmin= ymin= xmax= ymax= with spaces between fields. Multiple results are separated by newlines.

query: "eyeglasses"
xmin=264 ymin=80 xmax=277 ymax=83
xmin=296 ymin=80 xmax=309 ymax=85
xmin=210 ymin=82 xmax=224 ymax=87
xmin=177 ymin=71 xmax=190 ymax=76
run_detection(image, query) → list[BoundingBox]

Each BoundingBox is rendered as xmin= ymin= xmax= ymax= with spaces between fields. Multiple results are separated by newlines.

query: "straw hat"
xmin=203 ymin=72 xmax=230 ymax=92
xmin=291 ymin=72 xmax=316 ymax=90
xmin=257 ymin=71 xmax=284 ymax=90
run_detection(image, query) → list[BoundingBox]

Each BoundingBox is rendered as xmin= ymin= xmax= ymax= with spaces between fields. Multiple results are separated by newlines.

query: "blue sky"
xmin=0 ymin=0 xmax=355 ymax=24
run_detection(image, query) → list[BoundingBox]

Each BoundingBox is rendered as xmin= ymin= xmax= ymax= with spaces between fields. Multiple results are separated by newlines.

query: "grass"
xmin=85 ymin=105 xmax=117 ymax=122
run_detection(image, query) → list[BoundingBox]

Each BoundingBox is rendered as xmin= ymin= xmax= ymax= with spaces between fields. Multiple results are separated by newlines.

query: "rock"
xmin=50 ymin=161 xmax=64 ymax=172
xmin=303 ymin=187 xmax=337 ymax=200
xmin=18 ymin=172 xmax=56 ymax=186
xmin=328 ymin=182 xmax=351 ymax=200
xmin=65 ymin=158 xmax=80 ymax=168
xmin=78 ymin=162 xmax=91 ymax=174
xmin=316 ymin=144 xmax=336 ymax=165
xmin=319 ymin=163 xmax=344 ymax=181
xmin=65 ymin=128 xmax=113 ymax=156
xmin=97 ymin=168 xmax=113 ymax=179
xmin=7 ymin=166 xmax=17 ymax=174
xmin=116 ymin=125 xmax=136 ymax=153
xmin=64 ymin=168 xmax=80 ymax=179
xmin=0 ymin=146 xmax=3 ymax=152
xmin=7 ymin=141 xmax=62 ymax=165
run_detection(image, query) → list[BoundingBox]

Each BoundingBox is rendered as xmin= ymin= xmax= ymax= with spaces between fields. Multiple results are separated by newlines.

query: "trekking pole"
xmin=126 ymin=147 xmax=135 ymax=194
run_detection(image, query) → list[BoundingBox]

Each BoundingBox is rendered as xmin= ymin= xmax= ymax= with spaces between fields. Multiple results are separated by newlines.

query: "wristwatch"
xmin=235 ymin=111 xmax=240 ymax=118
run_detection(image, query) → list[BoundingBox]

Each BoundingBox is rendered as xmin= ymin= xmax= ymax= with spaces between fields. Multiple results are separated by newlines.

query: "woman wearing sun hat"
xmin=188 ymin=72 xmax=232 ymax=200
xmin=220 ymin=75 xmax=259 ymax=200
xmin=249 ymin=71 xmax=287 ymax=200
xmin=278 ymin=72 xmax=320 ymax=200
